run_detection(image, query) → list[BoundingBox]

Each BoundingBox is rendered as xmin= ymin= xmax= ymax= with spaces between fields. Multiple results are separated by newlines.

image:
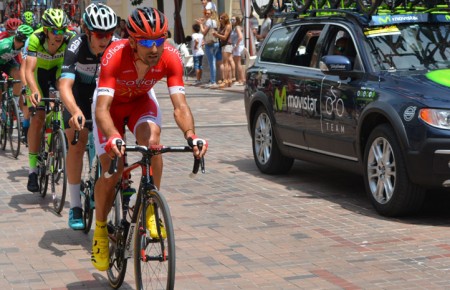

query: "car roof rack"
xmin=277 ymin=7 xmax=450 ymax=27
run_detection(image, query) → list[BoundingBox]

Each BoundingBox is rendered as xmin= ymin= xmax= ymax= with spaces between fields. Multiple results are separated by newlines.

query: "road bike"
xmin=6 ymin=0 xmax=25 ymax=18
xmin=53 ymin=0 xmax=85 ymax=20
xmin=31 ymin=92 xmax=68 ymax=214
xmin=106 ymin=140 xmax=205 ymax=289
xmin=356 ymin=0 xmax=450 ymax=14
xmin=71 ymin=118 xmax=99 ymax=234
xmin=0 ymin=73 xmax=22 ymax=159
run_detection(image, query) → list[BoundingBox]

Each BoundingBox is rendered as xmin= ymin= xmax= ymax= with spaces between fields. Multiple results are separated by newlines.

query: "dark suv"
xmin=244 ymin=10 xmax=450 ymax=217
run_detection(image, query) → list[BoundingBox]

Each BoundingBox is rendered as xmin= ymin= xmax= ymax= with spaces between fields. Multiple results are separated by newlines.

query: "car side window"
xmin=291 ymin=27 xmax=323 ymax=67
xmin=321 ymin=28 xmax=363 ymax=71
xmin=260 ymin=26 xmax=298 ymax=63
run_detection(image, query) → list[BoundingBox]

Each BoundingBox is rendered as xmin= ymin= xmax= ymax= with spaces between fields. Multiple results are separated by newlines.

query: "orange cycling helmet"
xmin=126 ymin=7 xmax=168 ymax=39
xmin=6 ymin=18 xmax=23 ymax=31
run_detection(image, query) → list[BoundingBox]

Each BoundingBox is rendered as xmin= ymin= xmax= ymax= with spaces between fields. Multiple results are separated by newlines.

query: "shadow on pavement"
xmin=222 ymin=157 xmax=450 ymax=226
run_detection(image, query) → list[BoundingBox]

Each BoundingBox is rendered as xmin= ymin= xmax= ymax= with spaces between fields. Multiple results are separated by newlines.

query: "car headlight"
xmin=419 ymin=108 xmax=450 ymax=129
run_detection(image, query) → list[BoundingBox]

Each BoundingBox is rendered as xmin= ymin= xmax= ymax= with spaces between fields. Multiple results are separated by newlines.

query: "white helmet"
xmin=83 ymin=3 xmax=117 ymax=32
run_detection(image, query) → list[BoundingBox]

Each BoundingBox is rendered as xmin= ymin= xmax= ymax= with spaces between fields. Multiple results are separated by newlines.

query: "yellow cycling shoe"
xmin=146 ymin=204 xmax=166 ymax=239
xmin=91 ymin=235 xmax=109 ymax=271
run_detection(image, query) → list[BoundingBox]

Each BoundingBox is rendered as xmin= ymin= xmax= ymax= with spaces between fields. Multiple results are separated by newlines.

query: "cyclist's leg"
xmin=26 ymin=72 xmax=50 ymax=192
xmin=91 ymin=94 xmax=126 ymax=271
xmin=128 ymin=89 xmax=162 ymax=189
xmin=64 ymin=84 xmax=93 ymax=229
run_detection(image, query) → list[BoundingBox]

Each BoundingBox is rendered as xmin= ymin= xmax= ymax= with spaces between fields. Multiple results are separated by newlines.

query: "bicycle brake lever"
xmin=105 ymin=140 xmax=122 ymax=178
xmin=71 ymin=116 xmax=82 ymax=145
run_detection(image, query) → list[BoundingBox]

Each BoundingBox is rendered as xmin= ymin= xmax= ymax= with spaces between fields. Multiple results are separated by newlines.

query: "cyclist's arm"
xmin=60 ymin=77 xmax=83 ymax=129
xmin=24 ymin=54 xmax=40 ymax=106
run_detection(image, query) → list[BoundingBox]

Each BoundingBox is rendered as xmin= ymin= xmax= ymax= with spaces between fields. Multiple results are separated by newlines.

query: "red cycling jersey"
xmin=97 ymin=39 xmax=185 ymax=101
xmin=0 ymin=31 xmax=10 ymax=41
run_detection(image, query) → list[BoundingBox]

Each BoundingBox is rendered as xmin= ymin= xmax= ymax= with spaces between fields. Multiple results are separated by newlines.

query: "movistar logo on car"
xmin=370 ymin=14 xmax=428 ymax=25
xmin=431 ymin=14 xmax=450 ymax=22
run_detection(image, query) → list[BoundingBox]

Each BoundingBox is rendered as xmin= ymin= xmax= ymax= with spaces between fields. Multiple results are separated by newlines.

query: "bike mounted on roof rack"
xmin=259 ymin=1 xmax=450 ymax=27
xmin=251 ymin=0 xmax=450 ymax=18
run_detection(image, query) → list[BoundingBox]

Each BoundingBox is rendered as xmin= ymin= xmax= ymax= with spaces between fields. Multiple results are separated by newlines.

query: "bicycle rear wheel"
xmin=107 ymin=188 xmax=128 ymax=289
xmin=134 ymin=189 xmax=175 ymax=290
xmin=356 ymin=0 xmax=383 ymax=14
xmin=50 ymin=129 xmax=67 ymax=214
xmin=252 ymin=0 xmax=274 ymax=17
xmin=7 ymin=98 xmax=21 ymax=158
xmin=82 ymin=155 xmax=99 ymax=234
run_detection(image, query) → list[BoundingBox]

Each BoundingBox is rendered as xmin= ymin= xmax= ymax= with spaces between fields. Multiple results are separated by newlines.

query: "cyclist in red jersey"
xmin=90 ymin=7 xmax=208 ymax=271
xmin=0 ymin=18 xmax=22 ymax=40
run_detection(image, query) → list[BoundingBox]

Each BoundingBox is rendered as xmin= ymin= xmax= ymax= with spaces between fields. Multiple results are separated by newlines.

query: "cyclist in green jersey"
xmin=21 ymin=11 xmax=40 ymax=30
xmin=25 ymin=8 xmax=75 ymax=192
xmin=0 ymin=24 xmax=34 ymax=104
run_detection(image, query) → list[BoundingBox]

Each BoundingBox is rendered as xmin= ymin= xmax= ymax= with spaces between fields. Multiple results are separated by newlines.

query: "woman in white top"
xmin=230 ymin=16 xmax=245 ymax=85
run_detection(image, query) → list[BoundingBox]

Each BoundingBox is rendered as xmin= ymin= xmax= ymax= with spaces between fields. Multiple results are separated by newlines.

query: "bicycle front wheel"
xmin=107 ymin=188 xmax=128 ymax=289
xmin=51 ymin=129 xmax=67 ymax=214
xmin=134 ymin=189 xmax=175 ymax=290
xmin=7 ymin=98 xmax=21 ymax=158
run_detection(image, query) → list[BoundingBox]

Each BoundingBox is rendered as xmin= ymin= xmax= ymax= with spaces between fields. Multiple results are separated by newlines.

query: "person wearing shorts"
xmin=90 ymin=7 xmax=208 ymax=271
xmin=59 ymin=3 xmax=118 ymax=230
xmin=25 ymin=8 xmax=75 ymax=192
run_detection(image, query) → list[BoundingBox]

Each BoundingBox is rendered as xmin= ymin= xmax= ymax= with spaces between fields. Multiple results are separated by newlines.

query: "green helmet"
xmin=22 ymin=11 xmax=36 ymax=27
xmin=16 ymin=24 xmax=34 ymax=41
xmin=41 ymin=8 xmax=69 ymax=29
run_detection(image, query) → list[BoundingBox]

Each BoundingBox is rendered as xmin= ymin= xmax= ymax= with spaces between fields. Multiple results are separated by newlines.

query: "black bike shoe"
xmin=27 ymin=173 xmax=39 ymax=192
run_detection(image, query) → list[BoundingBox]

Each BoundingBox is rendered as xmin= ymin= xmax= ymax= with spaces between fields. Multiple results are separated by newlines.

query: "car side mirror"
xmin=320 ymin=55 xmax=352 ymax=73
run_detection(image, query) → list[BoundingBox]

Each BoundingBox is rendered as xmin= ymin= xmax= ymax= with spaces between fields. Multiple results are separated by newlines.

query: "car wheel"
xmin=252 ymin=106 xmax=294 ymax=174
xmin=363 ymin=124 xmax=425 ymax=217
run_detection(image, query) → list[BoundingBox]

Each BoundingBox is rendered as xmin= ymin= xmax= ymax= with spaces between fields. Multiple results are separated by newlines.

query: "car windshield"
xmin=365 ymin=23 xmax=450 ymax=72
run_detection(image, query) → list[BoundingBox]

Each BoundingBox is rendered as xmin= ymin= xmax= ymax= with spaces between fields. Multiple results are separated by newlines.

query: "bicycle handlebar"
xmin=105 ymin=140 xmax=206 ymax=178
xmin=29 ymin=95 xmax=63 ymax=116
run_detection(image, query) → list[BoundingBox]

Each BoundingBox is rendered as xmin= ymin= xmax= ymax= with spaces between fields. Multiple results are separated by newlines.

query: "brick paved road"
xmin=1 ymin=81 xmax=450 ymax=289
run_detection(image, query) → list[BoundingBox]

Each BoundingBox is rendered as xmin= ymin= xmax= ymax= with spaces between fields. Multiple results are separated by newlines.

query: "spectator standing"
xmin=256 ymin=7 xmax=274 ymax=44
xmin=115 ymin=18 xmax=128 ymax=39
xmin=191 ymin=23 xmax=204 ymax=85
xmin=196 ymin=9 xmax=219 ymax=88
xmin=248 ymin=7 xmax=259 ymax=56
xmin=165 ymin=30 xmax=177 ymax=48
xmin=213 ymin=12 xmax=232 ymax=88
xmin=230 ymin=16 xmax=245 ymax=85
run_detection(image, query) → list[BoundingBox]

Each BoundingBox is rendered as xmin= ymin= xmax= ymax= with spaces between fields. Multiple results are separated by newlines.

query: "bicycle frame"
xmin=106 ymin=142 xmax=203 ymax=289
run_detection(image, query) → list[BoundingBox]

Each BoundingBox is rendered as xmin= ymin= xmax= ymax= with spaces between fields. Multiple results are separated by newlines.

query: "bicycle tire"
xmin=292 ymin=0 xmax=313 ymax=12
xmin=51 ymin=129 xmax=67 ymax=214
xmin=134 ymin=189 xmax=175 ymax=290
xmin=107 ymin=188 xmax=128 ymax=289
xmin=0 ymin=114 xmax=7 ymax=151
xmin=82 ymin=155 xmax=98 ymax=234
xmin=8 ymin=98 xmax=21 ymax=158
xmin=356 ymin=0 xmax=383 ymax=14
xmin=252 ymin=0 xmax=274 ymax=17
xmin=38 ymin=128 xmax=48 ymax=198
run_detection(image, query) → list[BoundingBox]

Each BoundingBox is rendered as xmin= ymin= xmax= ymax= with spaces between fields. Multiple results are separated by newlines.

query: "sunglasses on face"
xmin=51 ymin=29 xmax=65 ymax=35
xmin=135 ymin=37 xmax=165 ymax=48
xmin=91 ymin=31 xmax=114 ymax=39
xmin=335 ymin=46 xmax=345 ymax=52
xmin=7 ymin=30 xmax=16 ymax=34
